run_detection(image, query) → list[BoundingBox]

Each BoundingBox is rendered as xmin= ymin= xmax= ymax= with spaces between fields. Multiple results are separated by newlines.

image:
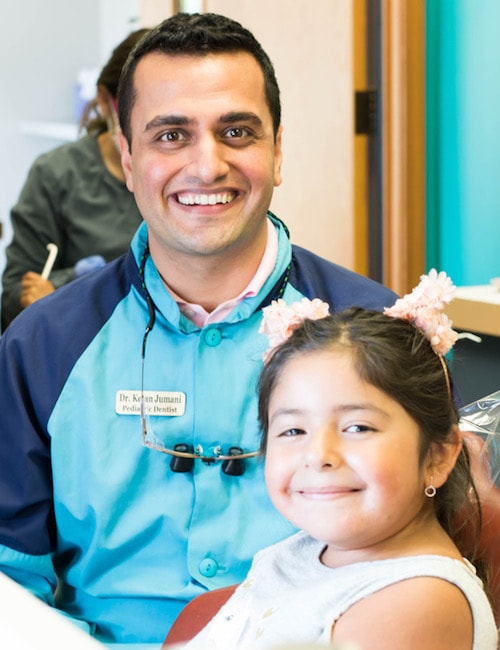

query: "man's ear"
xmin=425 ymin=425 xmax=463 ymax=489
xmin=119 ymin=131 xmax=134 ymax=193
xmin=273 ymin=125 xmax=283 ymax=188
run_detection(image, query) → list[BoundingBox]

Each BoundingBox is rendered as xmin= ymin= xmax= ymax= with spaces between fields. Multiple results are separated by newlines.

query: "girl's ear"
xmin=425 ymin=425 xmax=463 ymax=489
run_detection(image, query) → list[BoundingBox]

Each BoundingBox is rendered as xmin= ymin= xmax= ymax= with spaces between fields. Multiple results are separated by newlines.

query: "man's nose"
xmin=186 ymin=134 xmax=230 ymax=183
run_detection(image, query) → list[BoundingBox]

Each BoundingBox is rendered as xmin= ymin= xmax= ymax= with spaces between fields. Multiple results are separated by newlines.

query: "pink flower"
xmin=260 ymin=298 xmax=330 ymax=360
xmin=411 ymin=269 xmax=455 ymax=308
xmin=384 ymin=269 xmax=458 ymax=355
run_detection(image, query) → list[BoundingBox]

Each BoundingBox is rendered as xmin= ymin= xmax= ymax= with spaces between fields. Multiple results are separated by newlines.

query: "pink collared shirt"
xmin=167 ymin=219 xmax=278 ymax=328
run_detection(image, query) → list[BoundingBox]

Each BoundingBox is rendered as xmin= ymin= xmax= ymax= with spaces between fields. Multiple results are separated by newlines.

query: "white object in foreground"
xmin=0 ymin=571 xmax=103 ymax=649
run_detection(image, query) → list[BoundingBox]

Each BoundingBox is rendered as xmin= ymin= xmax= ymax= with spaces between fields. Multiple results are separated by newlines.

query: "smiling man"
xmin=0 ymin=13 xmax=397 ymax=646
xmin=120 ymin=49 xmax=281 ymax=312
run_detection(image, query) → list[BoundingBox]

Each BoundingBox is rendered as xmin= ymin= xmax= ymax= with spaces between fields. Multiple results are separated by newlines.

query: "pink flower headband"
xmin=383 ymin=269 xmax=458 ymax=355
xmin=259 ymin=269 xmax=458 ymax=360
xmin=259 ymin=298 xmax=330 ymax=363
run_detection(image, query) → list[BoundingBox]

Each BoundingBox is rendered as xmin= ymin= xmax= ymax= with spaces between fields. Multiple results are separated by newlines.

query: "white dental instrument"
xmin=41 ymin=243 xmax=58 ymax=279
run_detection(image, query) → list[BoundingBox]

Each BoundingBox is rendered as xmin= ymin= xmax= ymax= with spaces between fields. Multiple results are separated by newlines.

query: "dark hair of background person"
xmin=257 ymin=308 xmax=486 ymax=586
xmin=80 ymin=28 xmax=150 ymax=136
xmin=117 ymin=12 xmax=281 ymax=146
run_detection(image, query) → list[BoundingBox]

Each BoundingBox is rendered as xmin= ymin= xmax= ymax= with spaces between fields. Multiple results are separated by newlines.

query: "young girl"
xmin=182 ymin=272 xmax=498 ymax=649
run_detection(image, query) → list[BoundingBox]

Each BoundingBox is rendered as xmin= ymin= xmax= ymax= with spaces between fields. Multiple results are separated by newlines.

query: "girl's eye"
xmin=279 ymin=428 xmax=306 ymax=437
xmin=344 ymin=424 xmax=374 ymax=434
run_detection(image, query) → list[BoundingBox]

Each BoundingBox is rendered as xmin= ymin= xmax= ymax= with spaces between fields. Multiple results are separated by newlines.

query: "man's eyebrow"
xmin=143 ymin=112 xmax=264 ymax=133
xmin=219 ymin=112 xmax=263 ymax=127
xmin=144 ymin=115 xmax=193 ymax=132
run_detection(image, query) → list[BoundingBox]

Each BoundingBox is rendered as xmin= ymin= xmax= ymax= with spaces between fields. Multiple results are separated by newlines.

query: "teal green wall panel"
xmin=426 ymin=0 xmax=500 ymax=285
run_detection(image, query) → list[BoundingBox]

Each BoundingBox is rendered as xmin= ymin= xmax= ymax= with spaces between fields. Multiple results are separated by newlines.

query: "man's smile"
xmin=176 ymin=191 xmax=237 ymax=206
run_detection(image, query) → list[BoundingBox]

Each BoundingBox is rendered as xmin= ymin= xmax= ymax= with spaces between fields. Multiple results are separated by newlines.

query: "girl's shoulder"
xmin=333 ymin=572 xmax=476 ymax=650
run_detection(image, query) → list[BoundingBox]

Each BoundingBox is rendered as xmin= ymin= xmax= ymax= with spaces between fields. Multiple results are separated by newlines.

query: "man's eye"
xmin=159 ymin=130 xmax=187 ymax=142
xmin=224 ymin=127 xmax=251 ymax=139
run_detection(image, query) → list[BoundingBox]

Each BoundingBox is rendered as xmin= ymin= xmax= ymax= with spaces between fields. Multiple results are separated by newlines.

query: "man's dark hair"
xmin=117 ymin=12 xmax=281 ymax=145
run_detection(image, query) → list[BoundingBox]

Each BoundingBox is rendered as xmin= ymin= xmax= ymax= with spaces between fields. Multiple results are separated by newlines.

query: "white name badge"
xmin=115 ymin=390 xmax=186 ymax=416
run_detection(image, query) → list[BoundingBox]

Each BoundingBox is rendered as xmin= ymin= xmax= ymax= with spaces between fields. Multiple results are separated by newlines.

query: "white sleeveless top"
xmin=185 ymin=531 xmax=498 ymax=650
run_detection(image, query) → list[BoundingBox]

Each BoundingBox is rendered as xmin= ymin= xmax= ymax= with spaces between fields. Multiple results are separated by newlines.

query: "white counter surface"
xmin=446 ymin=283 xmax=500 ymax=337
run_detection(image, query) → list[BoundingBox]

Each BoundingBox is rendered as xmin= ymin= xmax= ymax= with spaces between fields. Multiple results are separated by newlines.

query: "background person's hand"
xmin=20 ymin=272 xmax=55 ymax=307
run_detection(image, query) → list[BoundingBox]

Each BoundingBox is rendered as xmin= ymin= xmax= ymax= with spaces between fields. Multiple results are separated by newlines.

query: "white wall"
xmin=0 ymin=0 xmax=139 ymax=289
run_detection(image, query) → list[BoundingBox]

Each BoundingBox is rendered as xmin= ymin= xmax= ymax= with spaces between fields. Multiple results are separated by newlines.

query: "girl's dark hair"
xmin=80 ymin=29 xmax=150 ymax=136
xmin=258 ymin=307 xmax=485 ymax=582
xmin=117 ymin=13 xmax=281 ymax=145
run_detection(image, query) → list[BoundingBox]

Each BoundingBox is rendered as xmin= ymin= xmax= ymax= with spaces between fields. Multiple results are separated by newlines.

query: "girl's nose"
xmin=303 ymin=427 xmax=342 ymax=470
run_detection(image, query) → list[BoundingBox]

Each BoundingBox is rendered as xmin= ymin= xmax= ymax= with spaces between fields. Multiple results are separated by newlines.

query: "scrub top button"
xmin=204 ymin=328 xmax=222 ymax=347
xmin=199 ymin=557 xmax=218 ymax=577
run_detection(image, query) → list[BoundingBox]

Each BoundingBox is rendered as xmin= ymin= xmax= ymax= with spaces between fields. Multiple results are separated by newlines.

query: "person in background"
xmin=0 ymin=13 xmax=398 ymax=645
xmin=0 ymin=29 xmax=148 ymax=331
xmin=182 ymin=274 xmax=497 ymax=649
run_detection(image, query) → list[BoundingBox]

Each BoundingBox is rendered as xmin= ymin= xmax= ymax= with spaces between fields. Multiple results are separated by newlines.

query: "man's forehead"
xmin=134 ymin=49 xmax=262 ymax=77
xmin=131 ymin=51 xmax=269 ymax=119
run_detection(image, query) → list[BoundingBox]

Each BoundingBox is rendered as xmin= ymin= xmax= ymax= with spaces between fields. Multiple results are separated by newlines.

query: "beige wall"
xmin=140 ymin=0 xmax=174 ymax=25
xmin=140 ymin=1 xmax=356 ymax=269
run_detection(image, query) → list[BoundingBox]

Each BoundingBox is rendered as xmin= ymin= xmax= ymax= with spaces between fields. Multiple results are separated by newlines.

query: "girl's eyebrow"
xmin=269 ymin=403 xmax=390 ymax=425
xmin=334 ymin=403 xmax=389 ymax=417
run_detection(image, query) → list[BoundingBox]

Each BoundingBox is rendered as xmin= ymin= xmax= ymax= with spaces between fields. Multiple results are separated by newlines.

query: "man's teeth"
xmin=178 ymin=193 xmax=235 ymax=206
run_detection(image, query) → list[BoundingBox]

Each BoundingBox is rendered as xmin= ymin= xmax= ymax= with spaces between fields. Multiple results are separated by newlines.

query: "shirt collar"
xmin=169 ymin=218 xmax=279 ymax=327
